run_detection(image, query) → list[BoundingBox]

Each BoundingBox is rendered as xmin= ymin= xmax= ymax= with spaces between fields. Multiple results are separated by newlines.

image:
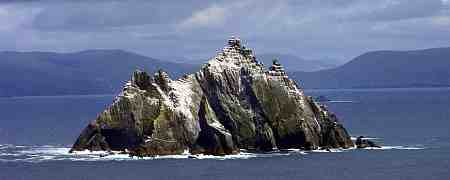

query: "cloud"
xmin=342 ymin=0 xmax=444 ymax=22
xmin=0 ymin=4 xmax=41 ymax=31
xmin=0 ymin=0 xmax=449 ymax=60
xmin=177 ymin=5 xmax=228 ymax=29
xmin=30 ymin=1 xmax=199 ymax=32
xmin=432 ymin=15 xmax=450 ymax=26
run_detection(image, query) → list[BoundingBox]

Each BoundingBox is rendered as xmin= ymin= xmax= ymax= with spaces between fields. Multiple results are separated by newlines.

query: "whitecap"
xmin=363 ymin=146 xmax=425 ymax=150
xmin=350 ymin=137 xmax=381 ymax=140
xmin=0 ymin=144 xmax=14 ymax=150
xmin=328 ymin=100 xmax=354 ymax=103
xmin=285 ymin=149 xmax=308 ymax=154
xmin=0 ymin=144 xmax=427 ymax=163
xmin=18 ymin=147 xmax=71 ymax=156
xmin=0 ymin=152 xmax=23 ymax=157
xmin=311 ymin=149 xmax=345 ymax=153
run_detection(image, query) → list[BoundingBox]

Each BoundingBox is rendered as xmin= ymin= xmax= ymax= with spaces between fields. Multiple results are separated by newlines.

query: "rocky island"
xmin=70 ymin=37 xmax=354 ymax=156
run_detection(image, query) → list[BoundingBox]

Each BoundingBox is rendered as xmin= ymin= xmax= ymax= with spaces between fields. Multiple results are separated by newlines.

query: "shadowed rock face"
xmin=71 ymin=37 xmax=354 ymax=155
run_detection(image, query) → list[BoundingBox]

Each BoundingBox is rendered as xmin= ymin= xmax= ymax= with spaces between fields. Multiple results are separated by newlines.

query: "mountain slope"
xmin=290 ymin=47 xmax=450 ymax=89
xmin=0 ymin=50 xmax=196 ymax=97
xmin=257 ymin=53 xmax=342 ymax=72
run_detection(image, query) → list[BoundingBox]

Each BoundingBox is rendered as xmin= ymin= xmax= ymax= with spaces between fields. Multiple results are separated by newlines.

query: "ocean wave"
xmin=0 ymin=145 xmax=297 ymax=162
xmin=311 ymin=149 xmax=347 ymax=153
xmin=362 ymin=146 xmax=425 ymax=150
xmin=350 ymin=137 xmax=381 ymax=141
xmin=328 ymin=100 xmax=354 ymax=103
xmin=0 ymin=144 xmax=425 ymax=163
xmin=0 ymin=144 xmax=16 ymax=150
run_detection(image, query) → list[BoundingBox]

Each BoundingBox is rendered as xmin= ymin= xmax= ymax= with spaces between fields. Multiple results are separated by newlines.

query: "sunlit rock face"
xmin=71 ymin=37 xmax=354 ymax=156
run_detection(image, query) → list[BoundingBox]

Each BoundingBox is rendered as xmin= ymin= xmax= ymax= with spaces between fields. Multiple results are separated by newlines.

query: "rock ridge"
xmin=71 ymin=37 xmax=354 ymax=156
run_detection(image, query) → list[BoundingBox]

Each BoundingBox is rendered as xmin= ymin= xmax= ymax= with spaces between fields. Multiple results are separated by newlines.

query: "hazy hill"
xmin=257 ymin=53 xmax=342 ymax=72
xmin=0 ymin=50 xmax=196 ymax=97
xmin=156 ymin=53 xmax=343 ymax=72
xmin=3 ymin=47 xmax=449 ymax=97
xmin=290 ymin=47 xmax=450 ymax=89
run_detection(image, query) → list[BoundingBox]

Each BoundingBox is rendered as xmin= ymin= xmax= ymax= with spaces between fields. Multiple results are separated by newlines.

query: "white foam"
xmin=363 ymin=146 xmax=425 ymax=150
xmin=0 ymin=144 xmax=11 ymax=150
xmin=19 ymin=147 xmax=71 ymax=155
xmin=350 ymin=137 xmax=381 ymax=140
xmin=328 ymin=100 xmax=354 ymax=103
xmin=67 ymin=151 xmax=268 ymax=161
xmin=0 ymin=144 xmax=426 ymax=162
xmin=311 ymin=149 xmax=346 ymax=153
xmin=0 ymin=152 xmax=22 ymax=156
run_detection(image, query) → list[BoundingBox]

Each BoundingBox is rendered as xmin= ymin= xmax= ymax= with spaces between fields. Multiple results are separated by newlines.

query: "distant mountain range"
xmin=163 ymin=53 xmax=343 ymax=72
xmin=256 ymin=53 xmax=343 ymax=72
xmin=0 ymin=50 xmax=196 ymax=97
xmin=1 ymin=47 xmax=449 ymax=97
xmin=290 ymin=47 xmax=450 ymax=89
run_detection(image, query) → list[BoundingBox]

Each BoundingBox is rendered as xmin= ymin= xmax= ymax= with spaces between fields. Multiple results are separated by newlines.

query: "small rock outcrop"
xmin=71 ymin=37 xmax=354 ymax=156
xmin=355 ymin=136 xmax=381 ymax=148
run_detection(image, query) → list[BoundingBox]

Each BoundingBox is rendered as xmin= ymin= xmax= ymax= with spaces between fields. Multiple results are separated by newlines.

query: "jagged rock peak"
xmin=269 ymin=58 xmax=286 ymax=75
xmin=131 ymin=69 xmax=152 ymax=90
xmin=206 ymin=36 xmax=266 ymax=77
xmin=227 ymin=36 xmax=241 ymax=47
xmin=70 ymin=37 xmax=354 ymax=156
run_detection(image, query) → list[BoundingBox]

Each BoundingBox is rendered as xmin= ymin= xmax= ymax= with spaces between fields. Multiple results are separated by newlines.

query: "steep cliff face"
xmin=71 ymin=37 xmax=354 ymax=155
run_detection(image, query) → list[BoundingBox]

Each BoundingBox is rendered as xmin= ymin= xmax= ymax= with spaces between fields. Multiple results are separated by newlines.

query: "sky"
xmin=1 ymin=0 xmax=450 ymax=61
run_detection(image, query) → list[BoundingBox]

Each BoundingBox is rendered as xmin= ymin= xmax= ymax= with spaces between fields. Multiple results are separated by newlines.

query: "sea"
xmin=1 ymin=87 xmax=449 ymax=180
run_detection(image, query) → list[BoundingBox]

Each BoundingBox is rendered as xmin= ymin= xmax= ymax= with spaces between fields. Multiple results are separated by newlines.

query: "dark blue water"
xmin=1 ymin=88 xmax=449 ymax=180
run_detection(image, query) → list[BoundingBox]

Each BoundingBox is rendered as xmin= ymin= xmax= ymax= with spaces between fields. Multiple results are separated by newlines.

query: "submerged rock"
xmin=71 ymin=37 xmax=354 ymax=156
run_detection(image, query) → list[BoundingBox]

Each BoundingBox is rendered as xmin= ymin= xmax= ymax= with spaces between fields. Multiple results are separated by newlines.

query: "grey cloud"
xmin=31 ymin=1 xmax=207 ymax=32
xmin=0 ymin=0 xmax=450 ymax=61
xmin=347 ymin=0 xmax=444 ymax=22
